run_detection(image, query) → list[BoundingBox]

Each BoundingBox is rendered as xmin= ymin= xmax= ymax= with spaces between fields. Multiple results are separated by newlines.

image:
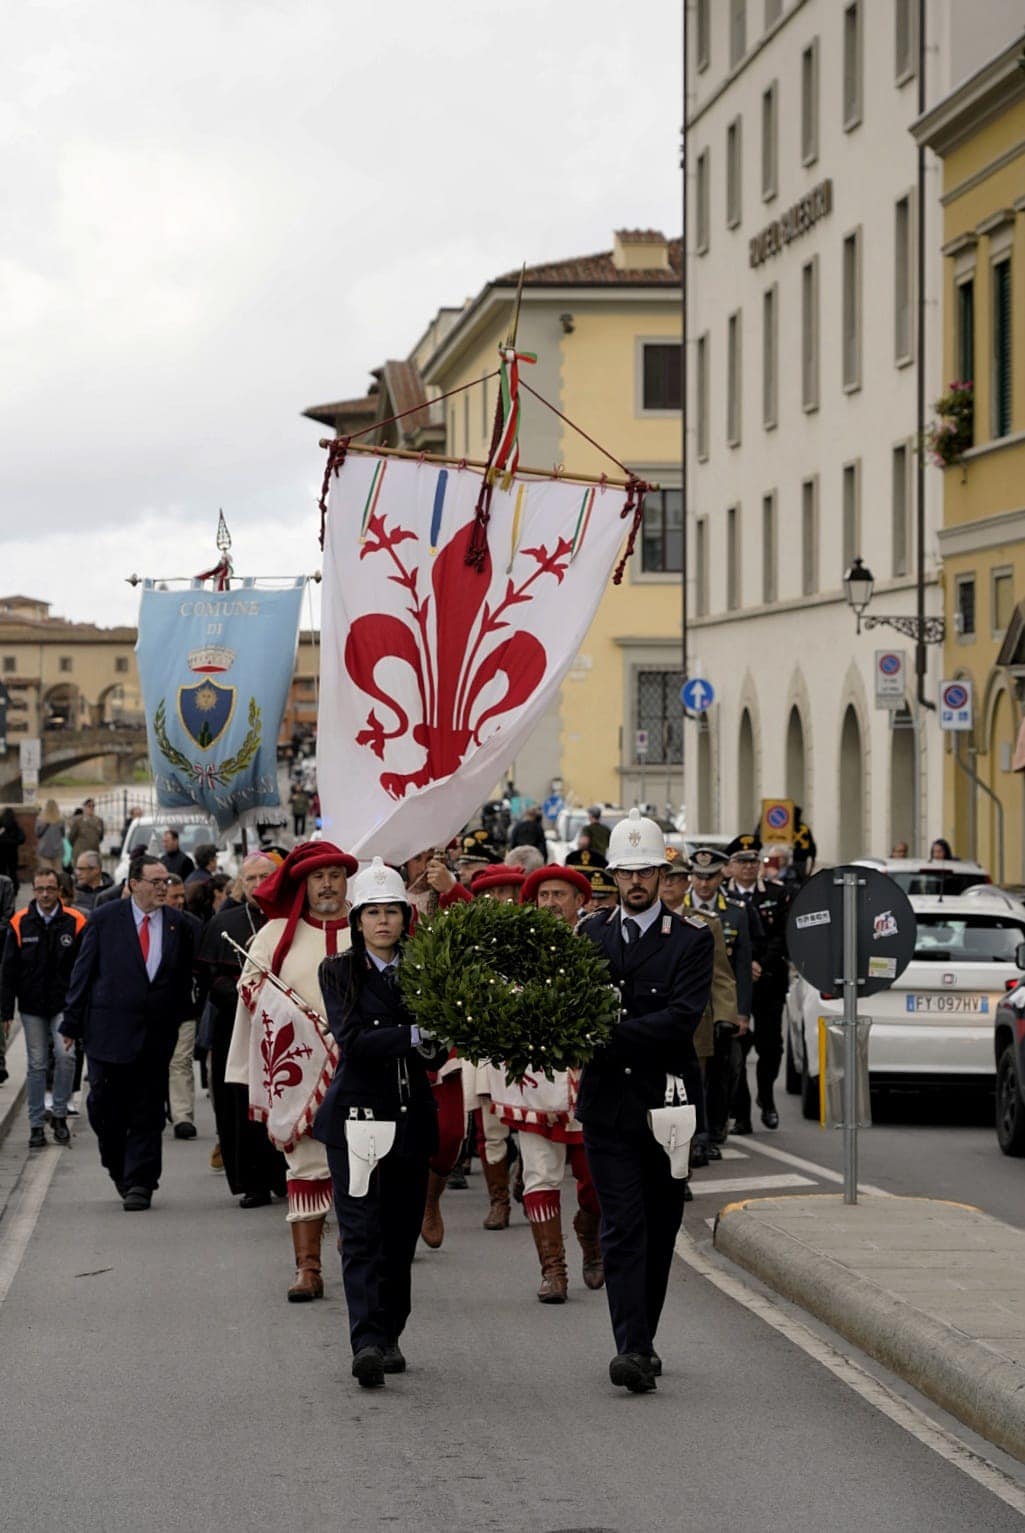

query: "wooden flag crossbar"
xmin=317 ymin=438 xmax=659 ymax=493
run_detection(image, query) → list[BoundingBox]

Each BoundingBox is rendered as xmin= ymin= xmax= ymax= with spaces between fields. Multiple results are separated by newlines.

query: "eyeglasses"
xmin=137 ymin=876 xmax=171 ymax=887
xmin=614 ymin=867 xmax=658 ymax=879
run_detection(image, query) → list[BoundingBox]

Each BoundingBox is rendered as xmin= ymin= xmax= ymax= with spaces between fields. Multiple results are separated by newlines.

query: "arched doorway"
xmin=838 ymin=705 xmax=865 ymax=861
xmin=697 ymin=722 xmax=712 ymax=829
xmin=889 ymin=706 xmax=916 ymax=853
xmin=737 ymin=709 xmax=756 ymax=831
xmin=785 ymin=706 xmax=806 ymax=807
xmin=42 ymin=683 xmax=81 ymax=731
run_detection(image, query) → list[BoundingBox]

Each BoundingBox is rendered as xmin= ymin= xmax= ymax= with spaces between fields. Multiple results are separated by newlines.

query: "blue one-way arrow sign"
xmin=681 ymin=677 xmax=715 ymax=713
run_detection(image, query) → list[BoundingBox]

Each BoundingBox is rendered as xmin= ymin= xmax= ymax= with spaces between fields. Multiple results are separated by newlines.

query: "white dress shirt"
xmin=131 ymin=900 xmax=163 ymax=982
xmin=617 ymin=900 xmax=662 ymax=941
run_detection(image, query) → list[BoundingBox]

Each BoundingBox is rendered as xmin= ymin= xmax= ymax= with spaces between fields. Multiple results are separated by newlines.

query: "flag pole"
xmin=321 ymin=440 xmax=658 ymax=493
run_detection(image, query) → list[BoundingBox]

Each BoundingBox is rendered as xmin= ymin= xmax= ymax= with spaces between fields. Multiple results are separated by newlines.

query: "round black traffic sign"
xmin=786 ymin=865 xmax=916 ymax=997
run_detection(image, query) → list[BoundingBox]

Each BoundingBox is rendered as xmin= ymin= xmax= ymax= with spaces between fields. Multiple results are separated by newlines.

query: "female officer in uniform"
xmin=313 ymin=858 xmax=449 ymax=1389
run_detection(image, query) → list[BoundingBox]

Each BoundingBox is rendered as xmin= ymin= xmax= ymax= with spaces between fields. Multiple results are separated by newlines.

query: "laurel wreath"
xmin=399 ymin=898 xmax=619 ymax=1086
xmin=153 ymin=696 xmax=263 ymax=786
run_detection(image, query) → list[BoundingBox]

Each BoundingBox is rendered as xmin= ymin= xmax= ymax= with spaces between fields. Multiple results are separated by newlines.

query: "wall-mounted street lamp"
xmin=843 ymin=557 xmax=945 ymax=643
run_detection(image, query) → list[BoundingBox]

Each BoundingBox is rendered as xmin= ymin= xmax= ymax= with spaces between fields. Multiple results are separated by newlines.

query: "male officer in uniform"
xmin=577 ymin=809 xmax=713 ymax=1394
xmin=726 ymin=837 xmax=791 ymax=1129
xmin=682 ymin=846 xmax=760 ymax=1141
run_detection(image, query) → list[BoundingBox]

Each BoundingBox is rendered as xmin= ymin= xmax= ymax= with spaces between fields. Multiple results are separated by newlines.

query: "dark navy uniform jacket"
xmin=313 ymin=952 xmax=448 ymax=1157
xmin=576 ymin=903 xmax=714 ymax=1133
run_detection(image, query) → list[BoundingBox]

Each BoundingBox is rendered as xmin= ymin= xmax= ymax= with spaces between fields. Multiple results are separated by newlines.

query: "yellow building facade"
xmin=421 ymin=231 xmax=685 ymax=811
xmin=916 ymin=37 xmax=1025 ymax=883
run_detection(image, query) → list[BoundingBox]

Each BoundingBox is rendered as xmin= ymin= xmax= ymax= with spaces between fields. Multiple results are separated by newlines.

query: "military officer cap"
xmin=662 ymin=844 xmax=692 ymax=876
xmin=725 ymin=833 xmax=762 ymax=857
xmin=729 ymin=848 xmax=761 ymax=864
xmin=690 ymin=845 xmax=728 ymax=873
xmin=587 ymin=867 xmax=619 ymax=897
xmin=458 ymin=831 xmax=501 ymax=865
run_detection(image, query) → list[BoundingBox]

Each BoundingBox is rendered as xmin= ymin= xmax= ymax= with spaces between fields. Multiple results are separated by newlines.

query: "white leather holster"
xmin=648 ymin=1076 xmax=697 ymax=1179
xmin=344 ymin=1109 xmax=396 ymax=1198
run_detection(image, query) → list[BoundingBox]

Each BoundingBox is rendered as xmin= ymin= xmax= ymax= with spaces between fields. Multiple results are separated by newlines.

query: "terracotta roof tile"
xmin=495 ymin=237 xmax=681 ymax=287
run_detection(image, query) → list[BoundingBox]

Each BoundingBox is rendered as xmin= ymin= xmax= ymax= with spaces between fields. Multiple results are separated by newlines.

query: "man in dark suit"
xmin=577 ymin=809 xmax=713 ymax=1394
xmin=60 ymin=855 xmax=198 ymax=1211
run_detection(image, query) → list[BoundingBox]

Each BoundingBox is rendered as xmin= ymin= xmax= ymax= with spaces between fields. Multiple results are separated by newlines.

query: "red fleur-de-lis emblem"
xmin=344 ymin=515 xmax=570 ymax=799
xmin=259 ymin=1011 xmax=314 ymax=1099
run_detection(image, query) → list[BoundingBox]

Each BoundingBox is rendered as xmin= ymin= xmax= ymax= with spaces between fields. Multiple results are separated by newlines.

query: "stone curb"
xmin=715 ymin=1198 xmax=1025 ymax=1466
xmin=0 ymin=1023 xmax=27 ymax=1147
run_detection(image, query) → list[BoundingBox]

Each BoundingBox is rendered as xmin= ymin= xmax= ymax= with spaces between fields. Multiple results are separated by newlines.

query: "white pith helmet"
xmin=606 ymin=807 xmax=668 ymax=870
xmin=347 ymin=857 xmax=410 ymax=913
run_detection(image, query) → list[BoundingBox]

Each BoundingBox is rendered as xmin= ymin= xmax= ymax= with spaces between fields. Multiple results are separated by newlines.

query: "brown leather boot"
xmin=420 ymin=1170 xmax=447 ymax=1249
xmin=530 ymin=1214 xmax=568 ymax=1303
xmin=573 ymin=1206 xmax=605 ymax=1290
xmin=287 ymin=1215 xmax=325 ymax=1302
xmin=481 ymin=1156 xmax=511 ymax=1230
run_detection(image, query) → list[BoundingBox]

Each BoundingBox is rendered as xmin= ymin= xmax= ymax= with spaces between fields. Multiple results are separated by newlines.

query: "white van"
xmin=114 ymin=814 xmax=243 ymax=886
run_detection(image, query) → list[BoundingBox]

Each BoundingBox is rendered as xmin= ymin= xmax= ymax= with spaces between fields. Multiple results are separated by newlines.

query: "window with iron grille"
xmin=956 ymin=575 xmax=976 ymax=638
xmin=641 ymin=489 xmax=683 ymax=573
xmin=637 ymin=670 xmax=685 ymax=764
xmin=642 ymin=343 xmax=682 ymax=411
xmin=993 ymin=259 xmax=1012 ymax=439
xmin=2 ymin=656 xmax=14 ymax=673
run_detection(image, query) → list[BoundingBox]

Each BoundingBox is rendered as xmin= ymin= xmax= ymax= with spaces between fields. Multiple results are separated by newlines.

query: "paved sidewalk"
xmin=715 ymin=1193 xmax=1025 ymax=1465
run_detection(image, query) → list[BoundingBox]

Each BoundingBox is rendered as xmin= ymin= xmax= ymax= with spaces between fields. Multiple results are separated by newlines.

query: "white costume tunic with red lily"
xmin=226 ymin=913 xmax=350 ymax=1222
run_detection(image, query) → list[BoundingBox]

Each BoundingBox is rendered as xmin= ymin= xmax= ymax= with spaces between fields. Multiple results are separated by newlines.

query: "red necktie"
xmin=139 ymin=913 xmax=151 ymax=963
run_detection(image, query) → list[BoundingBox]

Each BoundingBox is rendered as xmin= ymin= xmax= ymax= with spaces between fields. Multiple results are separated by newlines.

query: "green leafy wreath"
xmin=399 ymin=898 xmax=619 ymax=1085
xmin=153 ymin=697 xmax=263 ymax=786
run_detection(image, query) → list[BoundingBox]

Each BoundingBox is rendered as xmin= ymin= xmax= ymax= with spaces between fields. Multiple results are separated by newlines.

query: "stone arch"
xmin=785 ymin=670 xmax=814 ymax=821
xmin=838 ymin=704 xmax=865 ymax=861
xmin=785 ymin=706 xmax=807 ymax=808
xmin=737 ymin=708 xmax=756 ymax=832
xmin=42 ymin=683 xmax=82 ymax=729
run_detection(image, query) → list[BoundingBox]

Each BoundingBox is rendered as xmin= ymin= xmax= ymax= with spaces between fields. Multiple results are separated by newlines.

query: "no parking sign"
xmin=759 ymin=797 xmax=795 ymax=843
xmin=939 ymin=679 xmax=973 ymax=732
xmin=875 ymin=650 xmax=906 ymax=709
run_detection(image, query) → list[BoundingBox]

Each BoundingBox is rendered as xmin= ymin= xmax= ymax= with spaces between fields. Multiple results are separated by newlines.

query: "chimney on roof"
xmin=612 ymin=229 xmax=670 ymax=272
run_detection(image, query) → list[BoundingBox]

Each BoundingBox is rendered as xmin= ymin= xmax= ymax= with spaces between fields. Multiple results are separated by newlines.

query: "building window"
xmin=957 ymin=277 xmax=975 ymax=386
xmin=115 ymin=656 xmax=129 ymax=674
xmin=894 ymin=195 xmax=913 ymax=364
xmin=761 ymin=82 xmax=778 ymax=201
xmin=892 ymin=443 xmax=909 ymax=577
xmin=730 ymin=0 xmax=747 ymax=68
xmin=842 ymin=229 xmax=862 ymax=391
xmin=697 ymin=0 xmax=710 ymax=71
xmin=696 ymin=150 xmax=710 ymax=254
xmin=726 ymin=505 xmax=740 ymax=611
xmin=696 ymin=333 xmax=710 ymax=460
xmin=765 ymin=0 xmax=782 ymax=25
xmin=993 ymin=568 xmax=1014 ymax=635
xmin=696 ymin=518 xmax=709 ymax=616
xmin=641 ymin=489 xmax=683 ymax=574
xmin=727 ymin=310 xmax=742 ymax=446
xmin=843 ymin=2 xmax=863 ymax=131
xmin=993 ymin=258 xmax=1012 ymax=439
xmin=2 ymin=656 xmax=14 ymax=674
xmin=801 ymin=257 xmax=819 ymax=411
xmin=762 ymin=492 xmax=777 ymax=604
xmin=641 ymin=343 xmax=682 ymax=412
xmin=59 ymin=657 xmax=72 ymax=674
xmin=726 ymin=118 xmax=742 ymax=229
xmin=895 ymin=0 xmax=916 ymax=83
xmin=842 ymin=460 xmax=861 ymax=573
xmin=762 ymin=284 xmax=778 ymax=429
xmin=955 ymin=575 xmax=976 ymax=638
xmin=637 ymin=670 xmax=685 ymax=765
xmin=801 ymin=39 xmax=819 ymax=165
xmin=801 ymin=478 xmax=818 ymax=595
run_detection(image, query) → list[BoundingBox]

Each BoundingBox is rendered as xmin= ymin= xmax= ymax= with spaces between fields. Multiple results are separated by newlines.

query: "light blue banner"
xmin=137 ymin=581 xmax=304 ymax=832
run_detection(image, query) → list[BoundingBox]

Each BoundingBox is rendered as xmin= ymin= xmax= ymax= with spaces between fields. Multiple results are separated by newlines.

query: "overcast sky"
xmin=3 ymin=1 xmax=682 ymax=628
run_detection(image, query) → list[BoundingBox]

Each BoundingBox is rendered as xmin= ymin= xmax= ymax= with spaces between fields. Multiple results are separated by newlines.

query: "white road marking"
xmin=689 ymin=1173 xmax=815 ymax=1196
xmin=718 ymin=1146 xmax=749 ymax=1161
xmin=675 ymin=1232 xmax=1025 ymax=1517
xmin=0 ymin=1148 xmax=62 ymax=1309
xmin=732 ymin=1132 xmax=893 ymax=1196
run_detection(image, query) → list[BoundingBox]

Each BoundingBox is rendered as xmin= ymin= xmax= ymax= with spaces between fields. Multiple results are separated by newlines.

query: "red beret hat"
xmin=253 ymin=840 xmax=358 ymax=974
xmin=519 ymin=864 xmax=593 ymax=907
xmin=470 ymin=865 xmax=527 ymax=896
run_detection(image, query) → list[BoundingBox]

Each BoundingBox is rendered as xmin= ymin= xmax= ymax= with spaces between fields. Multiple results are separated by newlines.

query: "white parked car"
xmin=114 ymin=814 xmax=243 ymax=886
xmin=786 ymin=895 xmax=1025 ymax=1118
xmin=853 ymin=857 xmax=991 ymax=896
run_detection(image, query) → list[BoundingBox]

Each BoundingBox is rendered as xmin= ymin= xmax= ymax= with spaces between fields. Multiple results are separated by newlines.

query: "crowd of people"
xmin=0 ymin=795 xmax=812 ymax=1397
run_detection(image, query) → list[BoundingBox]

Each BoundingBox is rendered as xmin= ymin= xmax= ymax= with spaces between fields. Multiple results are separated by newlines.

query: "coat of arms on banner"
xmin=155 ymin=644 xmax=260 ymax=789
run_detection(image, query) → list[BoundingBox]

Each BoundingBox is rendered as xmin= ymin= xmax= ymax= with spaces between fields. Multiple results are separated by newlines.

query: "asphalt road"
xmin=1 ymin=1086 xmax=1024 ymax=1532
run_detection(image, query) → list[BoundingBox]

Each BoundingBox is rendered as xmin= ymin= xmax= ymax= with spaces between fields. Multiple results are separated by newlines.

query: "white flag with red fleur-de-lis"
xmin=318 ymin=452 xmax=634 ymax=862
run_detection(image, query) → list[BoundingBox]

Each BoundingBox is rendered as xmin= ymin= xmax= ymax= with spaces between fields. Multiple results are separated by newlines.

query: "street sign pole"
xmin=841 ymin=869 xmax=859 ymax=1205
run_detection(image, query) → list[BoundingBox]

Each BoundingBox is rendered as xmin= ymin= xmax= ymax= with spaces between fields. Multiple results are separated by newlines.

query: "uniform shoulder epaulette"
xmin=684 ymin=914 xmax=706 ymax=930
